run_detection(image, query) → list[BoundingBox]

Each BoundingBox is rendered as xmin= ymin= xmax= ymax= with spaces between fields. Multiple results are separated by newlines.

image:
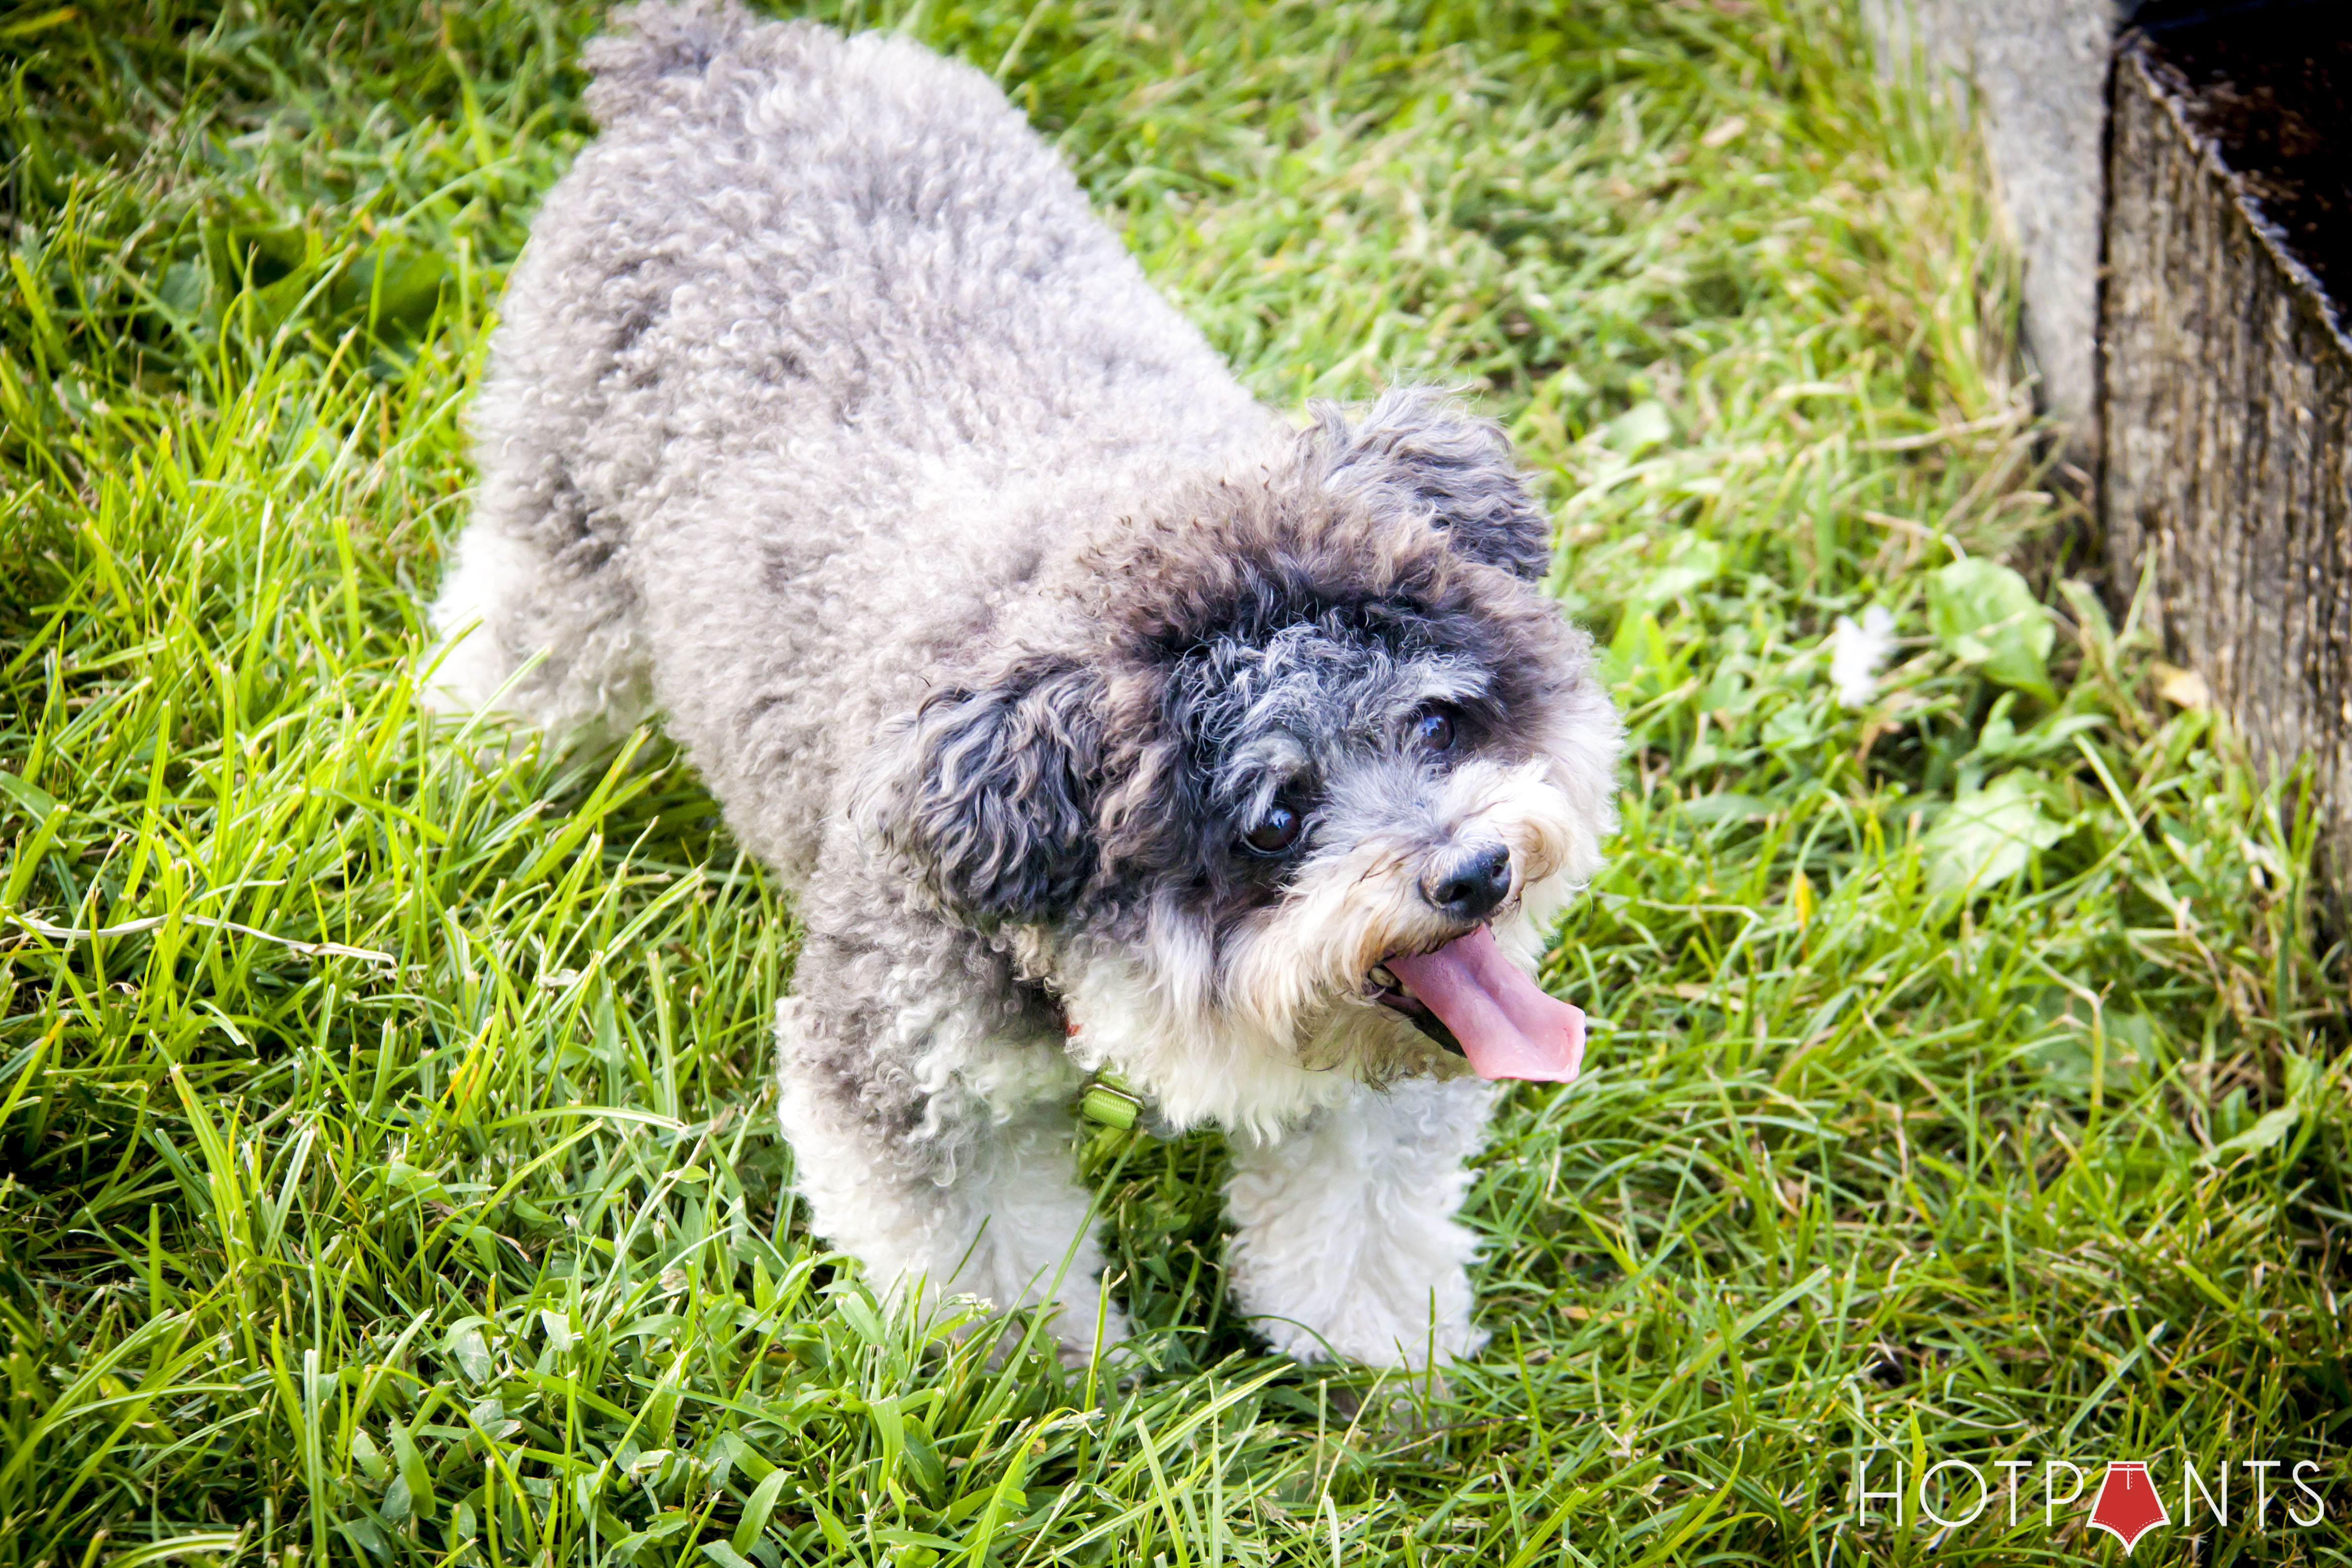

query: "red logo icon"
xmin=2087 ymin=1462 xmax=2170 ymax=1554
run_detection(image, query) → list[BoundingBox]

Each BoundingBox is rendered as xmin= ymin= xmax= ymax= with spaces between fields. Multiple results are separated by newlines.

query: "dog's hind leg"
xmin=420 ymin=513 xmax=653 ymax=752
xmin=775 ymin=995 xmax=1127 ymax=1364
xmin=1223 ymin=1077 xmax=1495 ymax=1368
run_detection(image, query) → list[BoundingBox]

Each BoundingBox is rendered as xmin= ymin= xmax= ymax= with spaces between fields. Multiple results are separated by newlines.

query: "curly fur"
xmin=426 ymin=0 xmax=1622 ymax=1368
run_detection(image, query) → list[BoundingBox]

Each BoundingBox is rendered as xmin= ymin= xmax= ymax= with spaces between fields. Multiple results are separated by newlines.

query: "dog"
xmin=425 ymin=0 xmax=1621 ymax=1368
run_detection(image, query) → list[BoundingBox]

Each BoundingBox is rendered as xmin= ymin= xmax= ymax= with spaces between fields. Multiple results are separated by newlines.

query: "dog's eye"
xmin=1411 ymin=706 xmax=1458 ymax=755
xmin=1241 ymin=803 xmax=1304 ymax=855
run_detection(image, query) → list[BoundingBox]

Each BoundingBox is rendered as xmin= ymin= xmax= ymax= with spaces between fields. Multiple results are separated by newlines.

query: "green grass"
xmin=3 ymin=1 xmax=2348 ymax=1565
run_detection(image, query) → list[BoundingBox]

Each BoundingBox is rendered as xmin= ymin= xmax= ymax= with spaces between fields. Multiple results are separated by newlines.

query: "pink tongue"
xmin=1386 ymin=927 xmax=1587 ymax=1083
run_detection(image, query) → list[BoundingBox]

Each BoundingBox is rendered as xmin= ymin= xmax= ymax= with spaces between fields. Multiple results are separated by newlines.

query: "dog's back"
xmin=428 ymin=0 xmax=1270 ymax=877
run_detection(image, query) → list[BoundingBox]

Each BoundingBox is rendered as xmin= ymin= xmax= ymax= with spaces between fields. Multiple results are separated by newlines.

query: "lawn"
xmin=2 ymin=1 xmax=2348 ymax=1565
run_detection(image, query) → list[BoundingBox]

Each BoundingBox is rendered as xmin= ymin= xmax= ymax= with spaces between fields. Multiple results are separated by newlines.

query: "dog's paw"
xmin=1052 ymin=1297 xmax=1131 ymax=1370
xmin=1323 ymin=1376 xmax=1454 ymax=1434
xmin=1240 ymin=1270 xmax=1486 ymax=1370
xmin=975 ymin=1295 xmax=1128 ymax=1371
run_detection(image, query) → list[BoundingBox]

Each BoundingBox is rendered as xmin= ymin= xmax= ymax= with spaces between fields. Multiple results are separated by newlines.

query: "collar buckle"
xmin=1079 ymin=1069 xmax=1148 ymax=1132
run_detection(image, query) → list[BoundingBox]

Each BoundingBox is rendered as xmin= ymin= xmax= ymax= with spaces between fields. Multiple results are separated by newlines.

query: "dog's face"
xmin=863 ymin=391 xmax=1620 ymax=1119
xmin=1128 ymin=614 xmax=1608 ymax=1080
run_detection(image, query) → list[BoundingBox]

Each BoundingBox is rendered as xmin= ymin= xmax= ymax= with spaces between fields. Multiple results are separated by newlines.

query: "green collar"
xmin=1065 ymin=1012 xmax=1153 ymax=1135
xmin=1078 ymin=1069 xmax=1151 ymax=1133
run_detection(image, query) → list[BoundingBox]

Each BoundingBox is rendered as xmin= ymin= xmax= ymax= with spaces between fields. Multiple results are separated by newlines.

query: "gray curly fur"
xmin=427 ymin=0 xmax=1621 ymax=1368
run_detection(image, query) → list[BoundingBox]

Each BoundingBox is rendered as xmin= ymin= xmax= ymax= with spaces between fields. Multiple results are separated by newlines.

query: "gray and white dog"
xmin=428 ymin=0 xmax=1621 ymax=1368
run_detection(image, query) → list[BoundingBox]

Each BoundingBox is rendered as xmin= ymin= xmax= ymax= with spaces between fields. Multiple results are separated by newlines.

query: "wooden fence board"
xmin=2101 ymin=30 xmax=2352 ymax=887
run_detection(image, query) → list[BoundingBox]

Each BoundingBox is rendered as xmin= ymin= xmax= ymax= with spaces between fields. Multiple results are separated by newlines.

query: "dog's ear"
xmin=860 ymin=657 xmax=1102 ymax=925
xmin=1316 ymin=388 xmax=1553 ymax=580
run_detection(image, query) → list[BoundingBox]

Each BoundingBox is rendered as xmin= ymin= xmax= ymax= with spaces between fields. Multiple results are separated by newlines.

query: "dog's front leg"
xmin=775 ymin=995 xmax=1126 ymax=1364
xmin=1223 ymin=1077 xmax=1495 ymax=1367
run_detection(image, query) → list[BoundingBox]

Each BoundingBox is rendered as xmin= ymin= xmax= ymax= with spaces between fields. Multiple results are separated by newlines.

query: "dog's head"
xmin=862 ymin=390 xmax=1621 ymax=1124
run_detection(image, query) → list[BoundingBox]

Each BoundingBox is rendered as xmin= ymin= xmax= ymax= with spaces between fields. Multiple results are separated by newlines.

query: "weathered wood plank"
xmin=2101 ymin=33 xmax=2352 ymax=888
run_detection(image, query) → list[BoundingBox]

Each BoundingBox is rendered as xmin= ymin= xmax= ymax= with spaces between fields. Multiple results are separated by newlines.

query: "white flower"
xmin=1828 ymin=605 xmax=1896 ymax=708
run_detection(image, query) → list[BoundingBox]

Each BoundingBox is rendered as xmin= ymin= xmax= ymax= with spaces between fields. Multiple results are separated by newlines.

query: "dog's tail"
xmin=581 ymin=0 xmax=760 ymax=127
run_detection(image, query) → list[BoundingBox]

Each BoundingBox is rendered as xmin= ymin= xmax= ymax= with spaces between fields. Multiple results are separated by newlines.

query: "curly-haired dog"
xmin=427 ymin=0 xmax=1621 ymax=1368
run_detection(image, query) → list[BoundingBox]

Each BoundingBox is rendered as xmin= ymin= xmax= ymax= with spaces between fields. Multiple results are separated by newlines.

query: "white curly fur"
xmin=425 ymin=1 xmax=1620 ymax=1369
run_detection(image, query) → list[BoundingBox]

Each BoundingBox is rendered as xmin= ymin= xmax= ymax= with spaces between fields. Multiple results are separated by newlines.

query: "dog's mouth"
xmin=1367 ymin=962 xmax=1464 ymax=1055
xmin=1365 ymin=926 xmax=1586 ymax=1083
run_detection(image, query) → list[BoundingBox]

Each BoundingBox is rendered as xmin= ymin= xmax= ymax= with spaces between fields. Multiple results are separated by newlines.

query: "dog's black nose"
xmin=1421 ymin=841 xmax=1513 ymax=921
